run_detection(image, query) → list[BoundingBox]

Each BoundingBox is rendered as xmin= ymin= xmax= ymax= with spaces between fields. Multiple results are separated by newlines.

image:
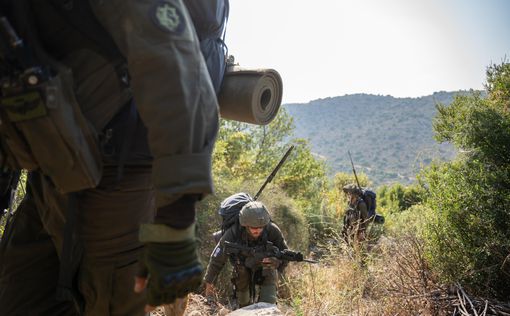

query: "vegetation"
xmin=0 ymin=171 xmax=26 ymax=237
xmin=198 ymin=60 xmax=510 ymax=314
xmin=377 ymin=182 xmax=426 ymax=213
xmin=1 ymin=61 xmax=509 ymax=314
xmin=419 ymin=61 xmax=510 ymax=300
xmin=285 ymin=92 xmax=463 ymax=186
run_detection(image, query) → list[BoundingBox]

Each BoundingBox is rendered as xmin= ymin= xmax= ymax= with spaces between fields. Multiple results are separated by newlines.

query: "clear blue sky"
xmin=227 ymin=0 xmax=510 ymax=103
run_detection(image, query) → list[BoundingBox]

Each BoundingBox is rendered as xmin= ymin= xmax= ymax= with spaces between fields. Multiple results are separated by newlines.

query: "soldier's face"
xmin=247 ymin=226 xmax=264 ymax=239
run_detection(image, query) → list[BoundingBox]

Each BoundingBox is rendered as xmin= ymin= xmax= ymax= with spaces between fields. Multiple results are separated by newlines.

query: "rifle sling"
xmin=57 ymin=192 xmax=84 ymax=313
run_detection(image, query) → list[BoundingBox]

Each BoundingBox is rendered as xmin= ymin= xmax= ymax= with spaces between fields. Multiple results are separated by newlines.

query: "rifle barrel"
xmin=348 ymin=151 xmax=362 ymax=190
xmin=254 ymin=145 xmax=294 ymax=200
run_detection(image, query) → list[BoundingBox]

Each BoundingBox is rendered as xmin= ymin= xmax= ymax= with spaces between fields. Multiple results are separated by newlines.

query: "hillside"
xmin=284 ymin=91 xmax=466 ymax=187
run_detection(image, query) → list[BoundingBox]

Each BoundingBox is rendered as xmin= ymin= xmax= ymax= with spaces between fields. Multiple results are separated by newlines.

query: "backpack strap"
xmin=260 ymin=226 xmax=269 ymax=244
xmin=57 ymin=192 xmax=85 ymax=312
xmin=230 ymin=221 xmax=242 ymax=241
xmin=115 ymin=100 xmax=139 ymax=185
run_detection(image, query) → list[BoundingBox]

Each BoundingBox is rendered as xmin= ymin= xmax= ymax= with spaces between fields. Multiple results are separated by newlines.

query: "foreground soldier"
xmin=342 ymin=184 xmax=369 ymax=245
xmin=204 ymin=201 xmax=288 ymax=308
xmin=0 ymin=1 xmax=218 ymax=315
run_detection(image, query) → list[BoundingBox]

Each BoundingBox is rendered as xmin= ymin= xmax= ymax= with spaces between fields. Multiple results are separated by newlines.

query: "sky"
xmin=226 ymin=0 xmax=510 ymax=104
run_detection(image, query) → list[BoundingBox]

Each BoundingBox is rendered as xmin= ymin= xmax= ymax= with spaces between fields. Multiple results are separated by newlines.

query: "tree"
xmin=210 ymin=108 xmax=329 ymax=233
xmin=422 ymin=61 xmax=510 ymax=299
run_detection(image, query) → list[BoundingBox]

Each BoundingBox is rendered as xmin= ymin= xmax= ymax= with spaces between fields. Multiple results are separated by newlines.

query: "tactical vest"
xmin=0 ymin=0 xmax=228 ymax=193
xmin=344 ymin=198 xmax=365 ymax=228
xmin=0 ymin=1 xmax=132 ymax=193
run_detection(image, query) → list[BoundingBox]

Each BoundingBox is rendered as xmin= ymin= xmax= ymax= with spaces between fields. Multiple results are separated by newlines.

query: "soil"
xmin=150 ymin=294 xmax=231 ymax=316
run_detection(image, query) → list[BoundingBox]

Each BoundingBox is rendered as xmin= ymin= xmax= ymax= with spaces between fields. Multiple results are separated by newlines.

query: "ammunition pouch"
xmin=0 ymin=67 xmax=102 ymax=193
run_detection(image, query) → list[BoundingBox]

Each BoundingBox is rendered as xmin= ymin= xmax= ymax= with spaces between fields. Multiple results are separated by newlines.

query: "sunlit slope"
xmin=285 ymin=91 xmax=466 ymax=186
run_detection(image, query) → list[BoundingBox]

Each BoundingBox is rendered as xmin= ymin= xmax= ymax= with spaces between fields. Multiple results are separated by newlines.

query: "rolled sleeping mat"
xmin=218 ymin=66 xmax=283 ymax=125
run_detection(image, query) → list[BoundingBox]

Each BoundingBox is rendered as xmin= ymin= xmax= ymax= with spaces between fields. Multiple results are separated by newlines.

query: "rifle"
xmin=253 ymin=145 xmax=294 ymax=200
xmin=223 ymin=240 xmax=317 ymax=269
xmin=348 ymin=150 xmax=362 ymax=191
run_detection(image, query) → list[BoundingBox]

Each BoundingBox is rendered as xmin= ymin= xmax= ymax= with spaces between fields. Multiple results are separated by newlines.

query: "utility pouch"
xmin=0 ymin=67 xmax=102 ymax=193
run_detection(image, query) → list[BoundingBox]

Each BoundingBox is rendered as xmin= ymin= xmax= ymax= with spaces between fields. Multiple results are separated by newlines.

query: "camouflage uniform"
xmin=342 ymin=184 xmax=369 ymax=244
xmin=204 ymin=202 xmax=288 ymax=307
xmin=0 ymin=1 xmax=217 ymax=315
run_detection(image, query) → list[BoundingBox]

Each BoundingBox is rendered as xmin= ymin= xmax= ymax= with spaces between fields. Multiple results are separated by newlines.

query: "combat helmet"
xmin=239 ymin=201 xmax=271 ymax=227
xmin=342 ymin=183 xmax=362 ymax=196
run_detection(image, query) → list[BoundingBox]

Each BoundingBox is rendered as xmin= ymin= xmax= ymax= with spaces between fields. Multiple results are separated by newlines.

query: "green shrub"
xmin=420 ymin=61 xmax=510 ymax=299
xmin=378 ymin=183 xmax=426 ymax=213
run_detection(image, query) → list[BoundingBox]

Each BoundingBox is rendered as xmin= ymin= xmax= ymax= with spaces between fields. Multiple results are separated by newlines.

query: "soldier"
xmin=341 ymin=184 xmax=369 ymax=245
xmin=204 ymin=201 xmax=288 ymax=308
xmin=0 ymin=1 xmax=218 ymax=315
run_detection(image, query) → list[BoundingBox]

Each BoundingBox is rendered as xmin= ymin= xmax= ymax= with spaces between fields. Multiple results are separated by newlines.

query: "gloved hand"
xmin=262 ymin=257 xmax=281 ymax=270
xmin=135 ymin=224 xmax=203 ymax=312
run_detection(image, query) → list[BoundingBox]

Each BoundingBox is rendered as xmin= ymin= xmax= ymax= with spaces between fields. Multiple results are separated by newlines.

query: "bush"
xmin=383 ymin=204 xmax=430 ymax=238
xmin=421 ymin=160 xmax=510 ymax=299
xmin=378 ymin=183 xmax=426 ymax=213
xmin=420 ymin=61 xmax=510 ymax=299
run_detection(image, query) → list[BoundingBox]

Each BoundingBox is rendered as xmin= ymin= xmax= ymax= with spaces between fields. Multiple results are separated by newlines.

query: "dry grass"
xmin=150 ymin=234 xmax=510 ymax=315
xmin=281 ymin=234 xmax=453 ymax=316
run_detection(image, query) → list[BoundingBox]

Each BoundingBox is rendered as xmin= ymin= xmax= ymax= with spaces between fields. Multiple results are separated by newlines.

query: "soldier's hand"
xmin=262 ymin=257 xmax=281 ymax=270
xmin=135 ymin=224 xmax=203 ymax=313
xmin=205 ymin=282 xmax=216 ymax=300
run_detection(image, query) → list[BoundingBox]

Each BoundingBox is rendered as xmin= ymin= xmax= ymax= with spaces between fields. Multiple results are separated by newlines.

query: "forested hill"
xmin=284 ymin=91 xmax=466 ymax=187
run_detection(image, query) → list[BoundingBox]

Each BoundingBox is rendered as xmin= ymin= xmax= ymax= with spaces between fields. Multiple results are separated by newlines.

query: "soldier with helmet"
xmin=204 ymin=201 xmax=288 ymax=308
xmin=342 ymin=183 xmax=369 ymax=244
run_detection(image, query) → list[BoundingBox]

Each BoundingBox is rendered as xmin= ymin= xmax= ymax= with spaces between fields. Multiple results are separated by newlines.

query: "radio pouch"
xmin=0 ymin=11 xmax=102 ymax=193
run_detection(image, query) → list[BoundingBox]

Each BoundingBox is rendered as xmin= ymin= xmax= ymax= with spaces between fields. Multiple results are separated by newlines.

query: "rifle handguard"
xmin=280 ymin=249 xmax=304 ymax=261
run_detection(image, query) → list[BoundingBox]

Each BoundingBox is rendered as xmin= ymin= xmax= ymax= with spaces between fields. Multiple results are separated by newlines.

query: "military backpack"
xmin=212 ymin=192 xmax=254 ymax=242
xmin=361 ymin=189 xmax=384 ymax=224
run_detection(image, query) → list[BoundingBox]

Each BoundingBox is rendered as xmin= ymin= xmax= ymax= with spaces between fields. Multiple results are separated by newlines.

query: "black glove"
xmin=138 ymin=224 xmax=203 ymax=307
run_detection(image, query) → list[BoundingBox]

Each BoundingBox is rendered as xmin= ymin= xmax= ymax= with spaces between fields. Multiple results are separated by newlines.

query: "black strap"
xmin=115 ymin=100 xmax=139 ymax=186
xmin=57 ymin=192 xmax=84 ymax=314
xmin=230 ymin=260 xmax=239 ymax=302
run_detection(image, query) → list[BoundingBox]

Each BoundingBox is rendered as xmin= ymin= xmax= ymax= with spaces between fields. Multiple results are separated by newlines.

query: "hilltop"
xmin=284 ymin=91 xmax=468 ymax=187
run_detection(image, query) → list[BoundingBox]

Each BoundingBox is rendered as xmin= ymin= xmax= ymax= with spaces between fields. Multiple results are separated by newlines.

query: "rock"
xmin=226 ymin=303 xmax=282 ymax=316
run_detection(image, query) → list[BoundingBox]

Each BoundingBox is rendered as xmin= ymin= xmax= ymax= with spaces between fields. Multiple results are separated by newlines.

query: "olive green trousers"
xmin=0 ymin=166 xmax=154 ymax=316
xmin=235 ymin=265 xmax=278 ymax=307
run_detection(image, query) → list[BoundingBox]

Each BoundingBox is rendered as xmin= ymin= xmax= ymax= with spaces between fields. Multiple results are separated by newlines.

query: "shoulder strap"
xmin=115 ymin=101 xmax=139 ymax=185
xmin=260 ymin=227 xmax=269 ymax=244
xmin=57 ymin=192 xmax=85 ymax=312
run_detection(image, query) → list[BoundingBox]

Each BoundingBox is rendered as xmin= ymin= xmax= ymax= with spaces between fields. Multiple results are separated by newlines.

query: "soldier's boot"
xmin=162 ymin=294 xmax=189 ymax=316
